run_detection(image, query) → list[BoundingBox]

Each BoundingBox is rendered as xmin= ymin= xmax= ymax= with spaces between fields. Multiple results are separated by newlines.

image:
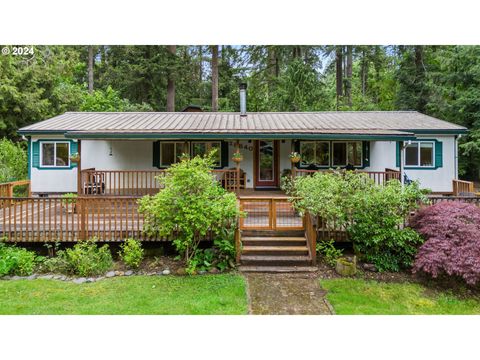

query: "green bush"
xmin=286 ymin=171 xmax=427 ymax=272
xmin=139 ymin=151 xmax=241 ymax=274
xmin=62 ymin=238 xmax=113 ymax=276
xmin=119 ymin=238 xmax=144 ymax=269
xmin=0 ymin=138 xmax=27 ymax=183
xmin=0 ymin=242 xmax=37 ymax=276
xmin=316 ymin=240 xmax=343 ymax=267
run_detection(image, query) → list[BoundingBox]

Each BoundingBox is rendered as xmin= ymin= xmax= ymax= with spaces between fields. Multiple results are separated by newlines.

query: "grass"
xmin=321 ymin=278 xmax=480 ymax=315
xmin=0 ymin=274 xmax=248 ymax=315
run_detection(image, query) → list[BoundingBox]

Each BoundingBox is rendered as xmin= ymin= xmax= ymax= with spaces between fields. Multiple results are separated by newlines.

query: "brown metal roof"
xmin=19 ymin=111 xmax=467 ymax=135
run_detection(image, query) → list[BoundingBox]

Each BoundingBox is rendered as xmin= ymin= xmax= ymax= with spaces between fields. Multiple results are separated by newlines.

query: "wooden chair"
xmin=83 ymin=172 xmax=106 ymax=195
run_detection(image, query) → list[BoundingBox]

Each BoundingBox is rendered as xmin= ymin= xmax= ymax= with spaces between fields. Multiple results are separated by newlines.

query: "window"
xmin=299 ymin=141 xmax=330 ymax=167
xmin=40 ymin=141 xmax=70 ymax=167
xmin=405 ymin=141 xmax=434 ymax=167
xmin=332 ymin=141 xmax=362 ymax=167
xmin=192 ymin=141 xmax=221 ymax=166
xmin=160 ymin=142 xmax=189 ymax=167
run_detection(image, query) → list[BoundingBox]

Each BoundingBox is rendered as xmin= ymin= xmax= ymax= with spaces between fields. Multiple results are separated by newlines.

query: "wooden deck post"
xmin=77 ymin=140 xmax=82 ymax=195
xmin=79 ymin=197 xmax=86 ymax=240
xmin=235 ymin=140 xmax=240 ymax=193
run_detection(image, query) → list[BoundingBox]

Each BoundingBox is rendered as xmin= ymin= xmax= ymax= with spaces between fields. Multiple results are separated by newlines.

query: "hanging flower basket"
xmin=289 ymin=152 xmax=301 ymax=164
xmin=179 ymin=153 xmax=190 ymax=162
xmin=69 ymin=152 xmax=80 ymax=163
xmin=232 ymin=152 xmax=243 ymax=163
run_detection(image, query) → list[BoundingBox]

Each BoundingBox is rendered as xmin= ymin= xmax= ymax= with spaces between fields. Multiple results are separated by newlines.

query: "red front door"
xmin=254 ymin=140 xmax=279 ymax=188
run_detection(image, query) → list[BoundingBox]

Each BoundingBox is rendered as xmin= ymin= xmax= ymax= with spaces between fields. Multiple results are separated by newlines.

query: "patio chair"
xmin=83 ymin=172 xmax=106 ymax=195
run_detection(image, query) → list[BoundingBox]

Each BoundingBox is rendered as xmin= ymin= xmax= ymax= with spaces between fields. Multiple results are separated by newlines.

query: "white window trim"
xmin=332 ymin=141 xmax=363 ymax=167
xmin=299 ymin=141 xmax=330 ymax=167
xmin=404 ymin=141 xmax=435 ymax=168
xmin=39 ymin=141 xmax=70 ymax=168
xmin=159 ymin=141 xmax=190 ymax=167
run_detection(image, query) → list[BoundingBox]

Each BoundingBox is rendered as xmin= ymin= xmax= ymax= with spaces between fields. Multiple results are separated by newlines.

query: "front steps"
xmin=238 ymin=230 xmax=316 ymax=273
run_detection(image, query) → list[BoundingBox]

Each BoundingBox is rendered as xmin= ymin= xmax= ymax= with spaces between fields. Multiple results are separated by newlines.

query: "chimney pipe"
xmin=239 ymin=83 xmax=247 ymax=116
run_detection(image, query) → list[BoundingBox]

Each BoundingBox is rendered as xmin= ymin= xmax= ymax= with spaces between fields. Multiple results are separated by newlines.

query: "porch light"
xmin=109 ymin=144 xmax=113 ymax=156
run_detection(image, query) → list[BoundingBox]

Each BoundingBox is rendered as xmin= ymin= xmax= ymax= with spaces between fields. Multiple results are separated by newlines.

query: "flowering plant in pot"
xmin=69 ymin=152 xmax=80 ymax=162
xmin=178 ymin=153 xmax=190 ymax=162
xmin=289 ymin=151 xmax=301 ymax=163
xmin=232 ymin=152 xmax=243 ymax=163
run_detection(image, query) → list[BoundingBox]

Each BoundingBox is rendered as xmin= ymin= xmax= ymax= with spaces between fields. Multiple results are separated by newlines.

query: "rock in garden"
xmin=39 ymin=274 xmax=54 ymax=280
xmin=176 ymin=268 xmax=186 ymax=275
xmin=58 ymin=275 xmax=67 ymax=281
xmin=209 ymin=268 xmax=219 ymax=274
xmin=362 ymin=263 xmax=378 ymax=272
xmin=53 ymin=275 xmax=64 ymax=280
xmin=115 ymin=271 xmax=124 ymax=276
xmin=1 ymin=276 xmax=11 ymax=280
xmin=125 ymin=270 xmax=133 ymax=276
xmin=106 ymin=271 xmax=116 ymax=278
xmin=27 ymin=274 xmax=38 ymax=280
xmin=198 ymin=270 xmax=206 ymax=275
xmin=96 ymin=276 xmax=105 ymax=281
xmin=86 ymin=278 xmax=95 ymax=283
xmin=73 ymin=278 xmax=87 ymax=284
xmin=162 ymin=269 xmax=171 ymax=275
xmin=11 ymin=275 xmax=24 ymax=280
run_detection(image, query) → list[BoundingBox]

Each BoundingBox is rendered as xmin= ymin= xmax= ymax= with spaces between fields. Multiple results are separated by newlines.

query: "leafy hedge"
xmin=0 ymin=243 xmax=37 ymax=276
xmin=411 ymin=201 xmax=480 ymax=285
xmin=285 ymin=171 xmax=427 ymax=271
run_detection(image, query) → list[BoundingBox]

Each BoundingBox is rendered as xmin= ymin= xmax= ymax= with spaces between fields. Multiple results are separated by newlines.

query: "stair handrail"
xmin=304 ymin=211 xmax=317 ymax=265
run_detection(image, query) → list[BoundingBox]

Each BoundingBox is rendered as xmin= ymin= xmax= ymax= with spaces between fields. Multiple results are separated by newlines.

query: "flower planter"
xmin=290 ymin=156 xmax=301 ymax=164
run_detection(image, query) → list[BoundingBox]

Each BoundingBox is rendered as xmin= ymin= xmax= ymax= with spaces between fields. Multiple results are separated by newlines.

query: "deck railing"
xmin=452 ymin=179 xmax=475 ymax=196
xmin=80 ymin=169 xmax=241 ymax=196
xmin=304 ymin=212 xmax=317 ymax=265
xmin=0 ymin=180 xmax=31 ymax=209
xmin=294 ymin=168 xmax=401 ymax=186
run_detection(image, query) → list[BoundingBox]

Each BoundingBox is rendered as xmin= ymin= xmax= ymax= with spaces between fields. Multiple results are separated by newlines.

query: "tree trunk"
xmin=88 ymin=46 xmax=94 ymax=93
xmin=360 ymin=49 xmax=368 ymax=96
xmin=346 ymin=46 xmax=353 ymax=107
xmin=211 ymin=45 xmax=219 ymax=112
xmin=166 ymin=45 xmax=176 ymax=112
xmin=414 ymin=45 xmax=426 ymax=112
xmin=335 ymin=46 xmax=343 ymax=109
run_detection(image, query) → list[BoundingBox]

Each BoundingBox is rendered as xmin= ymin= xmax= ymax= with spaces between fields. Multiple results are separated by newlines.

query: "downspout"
xmin=400 ymin=141 xmax=405 ymax=186
xmin=454 ymin=135 xmax=459 ymax=180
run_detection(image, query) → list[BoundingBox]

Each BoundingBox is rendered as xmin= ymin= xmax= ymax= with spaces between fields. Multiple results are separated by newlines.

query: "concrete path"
xmin=244 ymin=273 xmax=333 ymax=315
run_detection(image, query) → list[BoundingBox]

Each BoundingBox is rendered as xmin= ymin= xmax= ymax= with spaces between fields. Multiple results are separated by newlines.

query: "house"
xmin=19 ymin=108 xmax=467 ymax=196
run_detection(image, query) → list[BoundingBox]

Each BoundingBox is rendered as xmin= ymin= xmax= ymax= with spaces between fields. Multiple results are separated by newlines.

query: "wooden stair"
xmin=238 ymin=230 xmax=316 ymax=273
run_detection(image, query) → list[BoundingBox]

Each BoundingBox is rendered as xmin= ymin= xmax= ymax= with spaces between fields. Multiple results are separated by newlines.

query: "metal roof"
xmin=18 ymin=111 xmax=467 ymax=138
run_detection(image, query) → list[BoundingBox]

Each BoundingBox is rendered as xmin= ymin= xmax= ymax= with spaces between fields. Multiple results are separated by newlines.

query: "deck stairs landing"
xmin=238 ymin=230 xmax=317 ymax=273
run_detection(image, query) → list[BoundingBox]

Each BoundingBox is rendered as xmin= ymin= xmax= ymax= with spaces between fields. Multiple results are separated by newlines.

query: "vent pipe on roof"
xmin=239 ymin=83 xmax=247 ymax=116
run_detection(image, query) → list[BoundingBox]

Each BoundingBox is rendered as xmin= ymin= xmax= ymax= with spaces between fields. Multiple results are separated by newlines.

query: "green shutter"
xmin=70 ymin=141 xmax=78 ymax=168
xmin=435 ymin=140 xmax=443 ymax=168
xmin=362 ymin=141 xmax=370 ymax=167
xmin=221 ymin=141 xmax=229 ymax=168
xmin=152 ymin=141 xmax=160 ymax=168
xmin=396 ymin=142 xmax=401 ymax=167
xmin=32 ymin=140 xmax=40 ymax=168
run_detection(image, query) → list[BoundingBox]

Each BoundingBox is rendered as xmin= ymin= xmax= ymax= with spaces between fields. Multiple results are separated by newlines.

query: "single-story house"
xmin=18 ymin=108 xmax=467 ymax=195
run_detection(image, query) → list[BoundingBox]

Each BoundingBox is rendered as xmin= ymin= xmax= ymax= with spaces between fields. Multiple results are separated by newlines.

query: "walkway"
xmin=244 ymin=273 xmax=333 ymax=315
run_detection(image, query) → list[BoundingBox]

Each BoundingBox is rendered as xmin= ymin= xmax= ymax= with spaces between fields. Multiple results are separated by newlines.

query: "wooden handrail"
xmin=294 ymin=169 xmax=401 ymax=186
xmin=304 ymin=212 xmax=317 ymax=265
xmin=452 ymin=179 xmax=475 ymax=196
xmin=0 ymin=180 xmax=31 ymax=208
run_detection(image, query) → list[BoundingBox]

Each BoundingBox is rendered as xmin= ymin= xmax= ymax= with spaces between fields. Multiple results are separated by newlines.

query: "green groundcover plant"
xmin=285 ymin=171 xmax=428 ymax=271
xmin=119 ymin=238 xmax=144 ymax=269
xmin=0 ymin=242 xmax=38 ymax=276
xmin=138 ymin=151 xmax=242 ymax=274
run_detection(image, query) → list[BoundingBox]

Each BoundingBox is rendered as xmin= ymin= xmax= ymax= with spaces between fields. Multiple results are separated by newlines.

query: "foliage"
xmin=322 ymin=278 xmax=480 ymax=315
xmin=138 ymin=151 xmax=241 ymax=274
xmin=0 ymin=242 xmax=37 ymax=276
xmin=286 ymin=171 xmax=427 ymax=271
xmin=411 ymin=201 xmax=480 ymax=285
xmin=61 ymin=238 xmax=113 ymax=276
xmin=0 ymin=138 xmax=27 ymax=183
xmin=0 ymin=274 xmax=248 ymax=315
xmin=80 ymin=86 xmax=153 ymax=112
xmin=119 ymin=238 xmax=144 ymax=269
xmin=61 ymin=192 xmax=77 ymax=205
xmin=316 ymin=240 xmax=343 ymax=267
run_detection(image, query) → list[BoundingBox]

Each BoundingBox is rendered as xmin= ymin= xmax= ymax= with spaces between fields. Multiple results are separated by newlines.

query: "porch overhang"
xmin=63 ymin=130 xmax=417 ymax=141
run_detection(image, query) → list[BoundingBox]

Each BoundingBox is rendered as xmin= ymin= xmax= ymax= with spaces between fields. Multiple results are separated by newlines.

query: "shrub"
xmin=119 ymin=238 xmax=144 ymax=269
xmin=316 ymin=240 xmax=343 ymax=267
xmin=62 ymin=238 xmax=113 ymax=276
xmin=0 ymin=242 xmax=37 ymax=276
xmin=0 ymin=138 xmax=27 ymax=183
xmin=411 ymin=201 xmax=480 ymax=285
xmin=286 ymin=171 xmax=427 ymax=272
xmin=139 ymin=151 xmax=241 ymax=274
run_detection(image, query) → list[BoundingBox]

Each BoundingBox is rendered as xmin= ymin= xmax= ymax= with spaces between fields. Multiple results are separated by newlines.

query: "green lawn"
xmin=0 ymin=274 xmax=247 ymax=315
xmin=321 ymin=278 xmax=480 ymax=315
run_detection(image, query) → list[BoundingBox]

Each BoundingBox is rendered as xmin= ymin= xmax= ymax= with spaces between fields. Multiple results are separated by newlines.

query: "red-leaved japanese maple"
xmin=410 ymin=201 xmax=480 ymax=285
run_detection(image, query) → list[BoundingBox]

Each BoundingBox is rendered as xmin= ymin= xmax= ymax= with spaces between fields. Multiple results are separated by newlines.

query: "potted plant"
xmin=232 ymin=151 xmax=243 ymax=163
xmin=335 ymin=255 xmax=357 ymax=276
xmin=69 ymin=152 xmax=80 ymax=163
xmin=62 ymin=193 xmax=78 ymax=214
xmin=178 ymin=153 xmax=190 ymax=162
xmin=289 ymin=151 xmax=301 ymax=164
